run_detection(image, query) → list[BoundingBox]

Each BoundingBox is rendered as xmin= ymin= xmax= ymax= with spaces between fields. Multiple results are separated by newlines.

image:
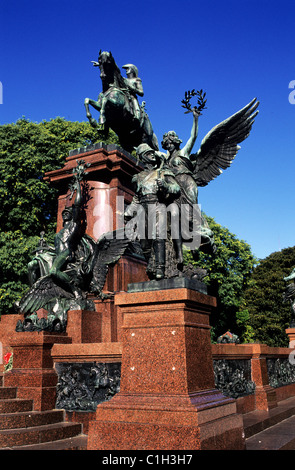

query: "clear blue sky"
xmin=1 ymin=0 xmax=295 ymax=261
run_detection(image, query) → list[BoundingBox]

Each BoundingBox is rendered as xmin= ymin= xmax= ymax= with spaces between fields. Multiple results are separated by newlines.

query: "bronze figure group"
xmin=14 ymin=50 xmax=259 ymax=331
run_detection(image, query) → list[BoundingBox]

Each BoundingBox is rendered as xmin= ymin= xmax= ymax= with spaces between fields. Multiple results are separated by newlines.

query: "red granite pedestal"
xmin=4 ymin=332 xmax=71 ymax=411
xmin=44 ymin=143 xmax=144 ymax=240
xmin=87 ymin=288 xmax=245 ymax=450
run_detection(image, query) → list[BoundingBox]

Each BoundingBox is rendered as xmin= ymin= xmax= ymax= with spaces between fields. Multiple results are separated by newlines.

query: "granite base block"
xmin=87 ymin=391 xmax=245 ymax=450
xmin=87 ymin=287 xmax=245 ymax=450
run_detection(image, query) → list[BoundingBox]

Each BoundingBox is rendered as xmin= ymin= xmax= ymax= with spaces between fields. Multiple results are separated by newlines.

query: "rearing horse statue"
xmin=84 ymin=51 xmax=159 ymax=153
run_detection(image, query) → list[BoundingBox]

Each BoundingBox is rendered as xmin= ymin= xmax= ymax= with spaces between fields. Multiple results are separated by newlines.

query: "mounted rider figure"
xmin=122 ymin=63 xmax=144 ymax=124
xmin=84 ymin=51 xmax=159 ymax=152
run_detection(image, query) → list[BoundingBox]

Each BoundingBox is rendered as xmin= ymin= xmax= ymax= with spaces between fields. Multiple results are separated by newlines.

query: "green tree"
xmin=242 ymin=247 xmax=295 ymax=347
xmin=0 ymin=118 xmax=119 ymax=315
xmin=0 ymin=231 xmax=41 ymax=313
xmin=184 ymin=215 xmax=257 ymax=342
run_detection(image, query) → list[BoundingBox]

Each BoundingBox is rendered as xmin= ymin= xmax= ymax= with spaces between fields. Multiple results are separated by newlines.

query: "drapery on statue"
xmin=84 ymin=50 xmax=159 ymax=152
xmin=127 ymin=90 xmax=259 ymax=280
xmin=15 ymin=160 xmax=130 ymax=332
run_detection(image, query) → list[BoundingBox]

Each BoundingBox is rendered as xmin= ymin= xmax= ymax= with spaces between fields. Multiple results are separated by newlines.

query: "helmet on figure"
xmin=122 ymin=64 xmax=139 ymax=77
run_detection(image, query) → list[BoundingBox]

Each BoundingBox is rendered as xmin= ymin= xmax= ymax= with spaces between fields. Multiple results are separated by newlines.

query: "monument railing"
xmin=47 ymin=339 xmax=295 ymax=417
xmin=212 ymin=342 xmax=295 ymax=413
xmin=50 ymin=340 xmax=295 ymax=417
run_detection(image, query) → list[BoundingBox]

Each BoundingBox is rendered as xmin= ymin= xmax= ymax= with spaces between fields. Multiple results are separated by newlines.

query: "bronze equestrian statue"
xmin=84 ymin=51 xmax=159 ymax=152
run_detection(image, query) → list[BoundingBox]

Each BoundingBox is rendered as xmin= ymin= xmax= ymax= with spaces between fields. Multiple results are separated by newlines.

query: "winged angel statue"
xmin=15 ymin=160 xmax=129 ymax=332
xmin=166 ymin=93 xmax=258 ymax=255
xmin=129 ymin=91 xmax=259 ymax=280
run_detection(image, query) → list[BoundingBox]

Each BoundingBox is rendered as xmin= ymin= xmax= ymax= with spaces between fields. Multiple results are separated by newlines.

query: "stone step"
xmin=0 ymin=387 xmax=17 ymax=399
xmin=244 ymin=395 xmax=295 ymax=450
xmin=246 ymin=414 xmax=295 ymax=450
xmin=0 ymin=421 xmax=83 ymax=448
xmin=6 ymin=434 xmax=88 ymax=450
xmin=243 ymin=395 xmax=295 ymax=438
xmin=0 ymin=409 xmax=64 ymax=430
xmin=0 ymin=398 xmax=34 ymax=414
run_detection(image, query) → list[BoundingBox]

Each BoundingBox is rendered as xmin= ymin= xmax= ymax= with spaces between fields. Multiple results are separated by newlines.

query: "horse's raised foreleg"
xmin=84 ymin=98 xmax=101 ymax=127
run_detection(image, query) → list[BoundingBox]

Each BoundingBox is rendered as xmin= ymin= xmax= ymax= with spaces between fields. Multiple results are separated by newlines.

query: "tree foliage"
xmin=184 ymin=215 xmax=257 ymax=342
xmin=242 ymin=247 xmax=295 ymax=347
xmin=0 ymin=118 xmax=119 ymax=315
xmin=0 ymin=231 xmax=41 ymax=313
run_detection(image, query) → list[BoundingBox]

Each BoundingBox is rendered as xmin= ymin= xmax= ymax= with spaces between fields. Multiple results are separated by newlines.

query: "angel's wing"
xmin=91 ymin=228 xmax=130 ymax=293
xmin=17 ymin=275 xmax=74 ymax=314
xmin=192 ymin=98 xmax=259 ymax=187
